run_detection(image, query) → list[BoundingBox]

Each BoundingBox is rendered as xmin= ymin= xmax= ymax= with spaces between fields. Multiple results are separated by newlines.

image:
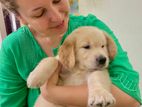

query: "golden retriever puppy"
xmin=27 ymin=26 xmax=117 ymax=107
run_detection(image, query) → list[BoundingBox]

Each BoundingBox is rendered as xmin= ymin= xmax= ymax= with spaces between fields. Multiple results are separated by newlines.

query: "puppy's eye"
xmin=83 ymin=45 xmax=90 ymax=49
xmin=101 ymin=45 xmax=105 ymax=48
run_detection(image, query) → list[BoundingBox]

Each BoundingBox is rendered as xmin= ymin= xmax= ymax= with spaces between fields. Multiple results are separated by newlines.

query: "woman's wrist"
xmin=40 ymin=83 xmax=56 ymax=102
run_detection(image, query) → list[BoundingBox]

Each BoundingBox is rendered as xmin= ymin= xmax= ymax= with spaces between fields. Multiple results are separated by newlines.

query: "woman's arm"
xmin=111 ymin=85 xmax=140 ymax=107
xmin=41 ymin=84 xmax=88 ymax=106
xmin=41 ymin=84 xmax=140 ymax=107
xmin=40 ymin=72 xmax=140 ymax=107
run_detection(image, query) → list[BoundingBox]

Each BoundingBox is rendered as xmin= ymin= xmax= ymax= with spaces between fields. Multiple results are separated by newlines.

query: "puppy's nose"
xmin=96 ymin=55 xmax=106 ymax=65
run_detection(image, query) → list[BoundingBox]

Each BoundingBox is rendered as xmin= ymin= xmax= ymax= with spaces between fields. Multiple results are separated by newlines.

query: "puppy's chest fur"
xmin=59 ymin=67 xmax=90 ymax=85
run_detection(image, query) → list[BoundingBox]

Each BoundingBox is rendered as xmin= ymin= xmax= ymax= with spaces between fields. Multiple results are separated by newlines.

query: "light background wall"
xmin=79 ymin=0 xmax=142 ymax=101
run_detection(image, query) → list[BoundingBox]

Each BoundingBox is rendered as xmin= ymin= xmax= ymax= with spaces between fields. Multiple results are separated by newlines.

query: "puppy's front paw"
xmin=27 ymin=71 xmax=47 ymax=88
xmin=88 ymin=89 xmax=116 ymax=107
xmin=27 ymin=57 xmax=59 ymax=88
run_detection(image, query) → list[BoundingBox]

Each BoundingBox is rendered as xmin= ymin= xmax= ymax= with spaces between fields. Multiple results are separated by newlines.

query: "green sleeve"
xmin=86 ymin=14 xmax=142 ymax=104
xmin=0 ymin=40 xmax=28 ymax=107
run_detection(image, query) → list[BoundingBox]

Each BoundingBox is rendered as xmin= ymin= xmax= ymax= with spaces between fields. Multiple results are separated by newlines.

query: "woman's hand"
xmin=40 ymin=61 xmax=62 ymax=102
xmin=47 ymin=61 xmax=62 ymax=86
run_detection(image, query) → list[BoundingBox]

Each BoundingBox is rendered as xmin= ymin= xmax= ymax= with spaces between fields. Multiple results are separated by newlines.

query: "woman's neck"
xmin=35 ymin=33 xmax=63 ymax=47
xmin=30 ymin=26 xmax=63 ymax=48
xmin=30 ymin=28 xmax=63 ymax=56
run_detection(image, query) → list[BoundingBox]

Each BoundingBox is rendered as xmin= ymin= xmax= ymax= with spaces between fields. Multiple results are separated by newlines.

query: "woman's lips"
xmin=55 ymin=20 xmax=65 ymax=28
xmin=50 ymin=20 xmax=65 ymax=29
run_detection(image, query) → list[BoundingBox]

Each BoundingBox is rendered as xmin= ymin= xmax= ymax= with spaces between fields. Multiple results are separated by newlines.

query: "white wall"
xmin=79 ymin=0 xmax=142 ymax=98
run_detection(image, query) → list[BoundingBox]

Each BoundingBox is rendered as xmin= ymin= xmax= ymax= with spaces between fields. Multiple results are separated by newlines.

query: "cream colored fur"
xmin=27 ymin=26 xmax=117 ymax=107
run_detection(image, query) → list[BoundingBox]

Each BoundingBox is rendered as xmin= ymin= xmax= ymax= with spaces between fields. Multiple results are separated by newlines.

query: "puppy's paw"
xmin=27 ymin=57 xmax=59 ymax=88
xmin=27 ymin=71 xmax=48 ymax=88
xmin=88 ymin=89 xmax=116 ymax=107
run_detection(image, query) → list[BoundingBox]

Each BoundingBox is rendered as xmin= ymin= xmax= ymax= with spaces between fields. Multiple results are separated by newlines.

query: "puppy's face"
xmin=59 ymin=27 xmax=117 ymax=71
xmin=75 ymin=29 xmax=109 ymax=71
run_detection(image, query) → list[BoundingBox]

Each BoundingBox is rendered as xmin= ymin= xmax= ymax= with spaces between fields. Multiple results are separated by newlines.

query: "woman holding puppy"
xmin=0 ymin=0 xmax=141 ymax=107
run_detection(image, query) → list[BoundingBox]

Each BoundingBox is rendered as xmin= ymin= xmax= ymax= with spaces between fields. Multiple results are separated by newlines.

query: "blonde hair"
xmin=0 ymin=0 xmax=19 ymax=15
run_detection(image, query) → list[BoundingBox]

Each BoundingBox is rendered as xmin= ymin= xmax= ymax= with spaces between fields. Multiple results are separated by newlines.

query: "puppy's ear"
xmin=104 ymin=32 xmax=117 ymax=60
xmin=59 ymin=36 xmax=75 ymax=69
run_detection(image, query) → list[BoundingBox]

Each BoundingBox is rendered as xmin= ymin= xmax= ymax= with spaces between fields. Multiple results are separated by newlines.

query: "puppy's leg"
xmin=27 ymin=57 xmax=59 ymax=88
xmin=88 ymin=70 xmax=116 ymax=107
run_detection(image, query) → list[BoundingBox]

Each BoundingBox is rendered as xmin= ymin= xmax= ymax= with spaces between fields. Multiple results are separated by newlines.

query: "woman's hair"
xmin=0 ymin=0 xmax=19 ymax=15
